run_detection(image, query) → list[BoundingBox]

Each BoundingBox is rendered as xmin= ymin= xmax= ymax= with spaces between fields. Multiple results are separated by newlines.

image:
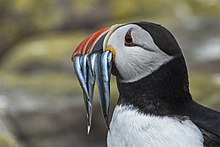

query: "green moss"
xmin=186 ymin=0 xmax=220 ymax=16
xmin=0 ymin=32 xmax=88 ymax=96
xmin=0 ymin=134 xmax=18 ymax=147
xmin=189 ymin=72 xmax=220 ymax=110
xmin=0 ymin=71 xmax=81 ymax=96
xmin=1 ymin=32 xmax=86 ymax=72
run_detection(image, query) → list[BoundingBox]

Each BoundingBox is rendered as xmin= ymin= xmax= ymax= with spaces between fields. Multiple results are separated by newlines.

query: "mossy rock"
xmin=189 ymin=72 xmax=220 ymax=111
xmin=0 ymin=134 xmax=18 ymax=147
xmin=0 ymin=32 xmax=86 ymax=96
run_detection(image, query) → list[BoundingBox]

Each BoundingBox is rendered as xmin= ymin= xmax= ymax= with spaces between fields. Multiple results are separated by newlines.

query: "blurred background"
xmin=0 ymin=0 xmax=220 ymax=146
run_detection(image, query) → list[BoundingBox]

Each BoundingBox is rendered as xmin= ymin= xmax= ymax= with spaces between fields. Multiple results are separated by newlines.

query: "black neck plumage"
xmin=116 ymin=55 xmax=192 ymax=116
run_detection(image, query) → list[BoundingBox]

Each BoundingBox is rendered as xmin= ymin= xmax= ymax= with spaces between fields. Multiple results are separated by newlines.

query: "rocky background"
xmin=0 ymin=0 xmax=220 ymax=147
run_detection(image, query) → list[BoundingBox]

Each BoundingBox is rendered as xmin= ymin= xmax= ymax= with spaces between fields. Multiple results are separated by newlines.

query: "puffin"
xmin=71 ymin=21 xmax=220 ymax=147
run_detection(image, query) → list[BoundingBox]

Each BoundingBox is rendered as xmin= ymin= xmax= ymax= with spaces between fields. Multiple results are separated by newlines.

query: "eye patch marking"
xmin=124 ymin=28 xmax=136 ymax=46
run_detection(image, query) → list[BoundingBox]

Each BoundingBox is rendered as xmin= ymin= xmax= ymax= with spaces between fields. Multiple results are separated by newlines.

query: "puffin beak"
xmin=72 ymin=25 xmax=119 ymax=133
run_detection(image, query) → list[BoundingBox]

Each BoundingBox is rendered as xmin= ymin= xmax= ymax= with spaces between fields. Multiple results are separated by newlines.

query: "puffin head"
xmin=104 ymin=22 xmax=183 ymax=82
xmin=72 ymin=21 xmax=187 ymax=133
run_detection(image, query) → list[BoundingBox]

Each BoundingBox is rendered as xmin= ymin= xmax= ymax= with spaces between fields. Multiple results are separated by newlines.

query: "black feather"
xmin=176 ymin=100 xmax=220 ymax=146
xmin=117 ymin=55 xmax=191 ymax=116
xmin=116 ymin=56 xmax=220 ymax=145
xmin=114 ymin=21 xmax=220 ymax=146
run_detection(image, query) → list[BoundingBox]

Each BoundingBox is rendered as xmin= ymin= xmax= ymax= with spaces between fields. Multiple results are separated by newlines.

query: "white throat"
xmin=107 ymin=105 xmax=204 ymax=147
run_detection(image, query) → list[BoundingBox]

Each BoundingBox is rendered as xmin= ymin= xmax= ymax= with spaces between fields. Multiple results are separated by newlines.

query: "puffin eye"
xmin=125 ymin=35 xmax=133 ymax=44
xmin=124 ymin=29 xmax=135 ymax=46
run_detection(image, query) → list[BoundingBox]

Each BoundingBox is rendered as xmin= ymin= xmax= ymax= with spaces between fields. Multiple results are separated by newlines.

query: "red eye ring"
xmin=125 ymin=34 xmax=135 ymax=45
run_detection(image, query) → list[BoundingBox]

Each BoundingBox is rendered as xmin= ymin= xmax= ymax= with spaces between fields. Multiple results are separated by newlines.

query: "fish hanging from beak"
xmin=71 ymin=25 xmax=120 ymax=134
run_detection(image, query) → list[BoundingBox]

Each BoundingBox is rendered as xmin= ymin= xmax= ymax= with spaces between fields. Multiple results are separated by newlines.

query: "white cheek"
xmin=107 ymin=24 xmax=173 ymax=83
xmin=115 ymin=47 xmax=172 ymax=82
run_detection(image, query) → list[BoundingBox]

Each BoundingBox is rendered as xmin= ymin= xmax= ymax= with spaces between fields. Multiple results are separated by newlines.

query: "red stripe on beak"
xmin=72 ymin=27 xmax=110 ymax=58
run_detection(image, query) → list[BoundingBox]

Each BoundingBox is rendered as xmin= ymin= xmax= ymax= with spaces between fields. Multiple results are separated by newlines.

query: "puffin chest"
xmin=107 ymin=105 xmax=204 ymax=147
